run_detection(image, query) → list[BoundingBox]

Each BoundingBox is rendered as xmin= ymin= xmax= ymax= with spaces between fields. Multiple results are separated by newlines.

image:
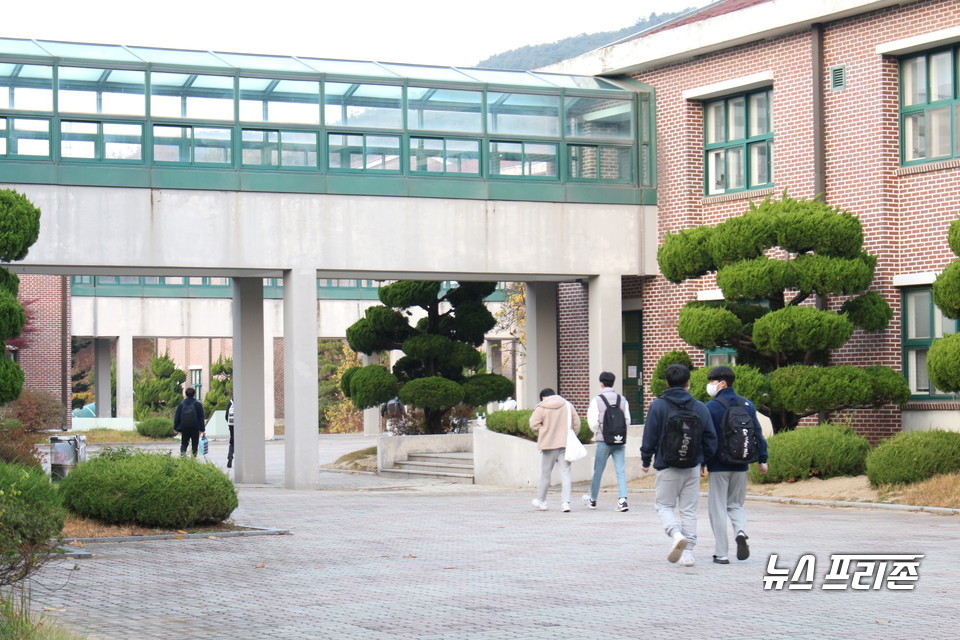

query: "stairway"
xmin=380 ymin=451 xmax=474 ymax=484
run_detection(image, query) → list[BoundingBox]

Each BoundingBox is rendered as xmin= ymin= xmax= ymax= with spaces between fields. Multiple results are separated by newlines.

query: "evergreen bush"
xmin=0 ymin=462 xmax=65 ymax=586
xmin=135 ymin=417 xmax=175 ymax=439
xmin=486 ymin=410 xmax=589 ymax=443
xmin=865 ymin=430 xmax=960 ymax=486
xmin=750 ymin=423 xmax=870 ymax=483
xmin=58 ymin=451 xmax=237 ymax=529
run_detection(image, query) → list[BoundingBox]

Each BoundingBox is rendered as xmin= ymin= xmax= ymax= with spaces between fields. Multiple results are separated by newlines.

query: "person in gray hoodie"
xmin=640 ymin=364 xmax=717 ymax=567
xmin=529 ymin=388 xmax=581 ymax=512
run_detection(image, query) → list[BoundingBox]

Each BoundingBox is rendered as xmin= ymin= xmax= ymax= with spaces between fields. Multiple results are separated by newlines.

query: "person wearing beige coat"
xmin=529 ymin=388 xmax=581 ymax=512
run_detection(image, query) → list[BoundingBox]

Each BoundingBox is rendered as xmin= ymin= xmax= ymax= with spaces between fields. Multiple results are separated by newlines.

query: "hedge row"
xmin=486 ymin=410 xmax=592 ymax=443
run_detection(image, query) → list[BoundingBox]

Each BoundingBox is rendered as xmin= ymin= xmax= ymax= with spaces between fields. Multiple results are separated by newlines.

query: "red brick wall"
xmin=15 ymin=274 xmax=70 ymax=425
xmin=557 ymin=282 xmax=590 ymax=413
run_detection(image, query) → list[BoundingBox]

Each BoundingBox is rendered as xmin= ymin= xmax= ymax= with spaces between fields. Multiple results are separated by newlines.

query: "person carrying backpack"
xmin=704 ymin=366 xmax=768 ymax=565
xmin=581 ymin=371 xmax=631 ymax=512
xmin=640 ymin=364 xmax=717 ymax=567
xmin=174 ymin=387 xmax=206 ymax=457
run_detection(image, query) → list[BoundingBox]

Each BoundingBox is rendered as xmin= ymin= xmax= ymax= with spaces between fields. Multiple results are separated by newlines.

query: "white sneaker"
xmin=581 ymin=494 xmax=596 ymax=509
xmin=668 ymin=531 xmax=688 ymax=563
xmin=561 ymin=502 xmax=571 ymax=512
xmin=531 ymin=498 xmax=548 ymax=511
xmin=679 ymin=550 xmax=695 ymax=567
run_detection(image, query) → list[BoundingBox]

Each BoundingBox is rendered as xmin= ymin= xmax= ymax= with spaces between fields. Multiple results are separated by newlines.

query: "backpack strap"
xmin=599 ymin=394 xmax=612 ymax=409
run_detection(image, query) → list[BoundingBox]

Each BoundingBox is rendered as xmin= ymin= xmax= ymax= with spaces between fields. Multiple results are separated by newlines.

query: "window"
xmin=568 ymin=144 xmax=632 ymax=182
xmin=154 ymin=125 xmax=232 ymax=164
xmin=324 ymin=82 xmax=402 ymax=129
xmin=703 ymin=89 xmax=772 ymax=195
xmin=900 ymin=48 xmax=959 ymax=164
xmin=6 ymin=118 xmax=50 ymax=157
xmin=705 ymin=347 xmax=737 ymax=368
xmin=61 ymin=121 xmax=143 ymax=161
xmin=151 ymin=72 xmax=234 ymax=121
xmin=242 ymin=129 xmax=318 ymax=168
xmin=328 ymin=133 xmax=400 ymax=171
xmin=409 ymin=137 xmax=480 ymax=175
xmin=239 ymin=78 xmax=319 ymax=125
xmin=58 ymin=67 xmax=146 ymax=116
xmin=489 ymin=141 xmax=557 ymax=178
xmin=0 ymin=64 xmax=53 ymax=111
xmin=903 ymin=287 xmax=958 ymax=397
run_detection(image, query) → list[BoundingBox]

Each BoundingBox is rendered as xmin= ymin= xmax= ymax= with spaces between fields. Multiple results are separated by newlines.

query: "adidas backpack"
xmin=660 ymin=397 xmax=703 ymax=468
xmin=714 ymin=395 xmax=760 ymax=464
xmin=599 ymin=394 xmax=628 ymax=446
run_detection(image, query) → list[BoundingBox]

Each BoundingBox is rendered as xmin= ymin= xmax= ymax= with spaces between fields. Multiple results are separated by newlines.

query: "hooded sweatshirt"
xmin=529 ymin=395 xmax=580 ymax=451
xmin=640 ymin=386 xmax=717 ymax=470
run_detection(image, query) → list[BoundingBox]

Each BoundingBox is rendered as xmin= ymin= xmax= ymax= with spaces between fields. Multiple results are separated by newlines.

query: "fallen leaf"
xmin=66 ymin=540 xmax=84 ymax=547
xmin=443 ymin=566 xmax=457 ymax=570
xmin=403 ymin=554 xmax=418 ymax=559
xmin=176 ymin=530 xmax=188 ymax=534
xmin=255 ymin=563 xmax=266 ymax=568
xmin=43 ymin=607 xmax=66 ymax=612
xmin=207 ymin=536 xmax=219 ymax=540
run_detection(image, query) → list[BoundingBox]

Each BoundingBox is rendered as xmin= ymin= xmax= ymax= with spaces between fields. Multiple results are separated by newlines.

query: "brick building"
xmin=549 ymin=0 xmax=960 ymax=437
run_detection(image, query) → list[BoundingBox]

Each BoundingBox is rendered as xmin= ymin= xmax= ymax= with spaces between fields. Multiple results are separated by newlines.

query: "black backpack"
xmin=714 ymin=395 xmax=760 ymax=464
xmin=180 ymin=400 xmax=199 ymax=429
xmin=599 ymin=394 xmax=627 ymax=446
xmin=660 ymin=397 xmax=704 ymax=468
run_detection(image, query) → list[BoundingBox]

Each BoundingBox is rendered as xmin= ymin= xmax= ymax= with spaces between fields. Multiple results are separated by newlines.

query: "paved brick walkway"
xmin=29 ymin=436 xmax=960 ymax=639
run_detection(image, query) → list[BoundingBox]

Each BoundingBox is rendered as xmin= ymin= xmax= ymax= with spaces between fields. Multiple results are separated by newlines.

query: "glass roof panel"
xmin=35 ymin=41 xmax=141 ymax=62
xmin=456 ymin=68 xmax=554 ymax=87
xmin=529 ymin=73 xmax=622 ymax=90
xmin=379 ymin=63 xmax=474 ymax=83
xmin=212 ymin=52 xmax=315 ymax=73
xmin=0 ymin=38 xmax=51 ymax=57
xmin=105 ymin=70 xmax=146 ymax=84
xmin=274 ymin=79 xmax=319 ymax=94
xmin=58 ymin=66 xmax=108 ymax=82
xmin=126 ymin=47 xmax=232 ymax=68
xmin=300 ymin=58 xmax=398 ymax=78
xmin=191 ymin=74 xmax=235 ymax=89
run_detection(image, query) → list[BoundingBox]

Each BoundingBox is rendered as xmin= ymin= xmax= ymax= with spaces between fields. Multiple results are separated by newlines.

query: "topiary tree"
xmin=0 ymin=190 xmax=41 ymax=407
xmin=929 ymin=215 xmax=960 ymax=393
xmin=133 ymin=353 xmax=186 ymax=420
xmin=202 ymin=356 xmax=232 ymax=419
xmin=657 ymin=193 xmax=909 ymax=432
xmin=343 ymin=281 xmax=513 ymax=434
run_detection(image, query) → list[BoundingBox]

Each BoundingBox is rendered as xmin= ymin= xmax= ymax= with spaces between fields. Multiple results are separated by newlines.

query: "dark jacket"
xmin=705 ymin=387 xmax=768 ymax=472
xmin=640 ymin=386 xmax=717 ymax=470
xmin=174 ymin=397 xmax=205 ymax=432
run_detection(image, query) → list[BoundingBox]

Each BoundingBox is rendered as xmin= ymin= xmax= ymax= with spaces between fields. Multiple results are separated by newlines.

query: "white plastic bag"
xmin=564 ymin=402 xmax=586 ymax=462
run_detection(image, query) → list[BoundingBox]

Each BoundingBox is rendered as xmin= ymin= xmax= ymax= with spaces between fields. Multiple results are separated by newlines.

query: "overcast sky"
xmin=5 ymin=0 xmax=713 ymax=68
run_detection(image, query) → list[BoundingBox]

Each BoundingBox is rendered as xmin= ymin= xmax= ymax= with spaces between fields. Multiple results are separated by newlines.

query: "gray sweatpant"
xmin=537 ymin=448 xmax=572 ymax=504
xmin=654 ymin=466 xmax=702 ymax=549
xmin=707 ymin=470 xmax=748 ymax=557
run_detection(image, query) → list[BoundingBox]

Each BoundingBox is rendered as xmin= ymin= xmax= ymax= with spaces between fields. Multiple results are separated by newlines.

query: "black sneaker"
xmin=617 ymin=498 xmax=629 ymax=512
xmin=736 ymin=532 xmax=750 ymax=560
xmin=581 ymin=494 xmax=596 ymax=509
xmin=713 ymin=556 xmax=730 ymax=564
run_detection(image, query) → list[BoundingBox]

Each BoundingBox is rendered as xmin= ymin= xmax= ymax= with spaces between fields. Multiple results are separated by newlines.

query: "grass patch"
xmin=332 ymin=446 xmax=377 ymax=465
xmin=890 ymin=472 xmax=960 ymax=509
xmin=62 ymin=516 xmax=247 ymax=540
xmin=1 ymin=586 xmax=85 ymax=640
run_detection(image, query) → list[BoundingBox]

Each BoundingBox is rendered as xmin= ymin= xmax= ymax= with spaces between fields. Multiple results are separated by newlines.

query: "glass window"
xmin=488 ymin=92 xmax=560 ymax=136
xmin=703 ymin=88 xmax=773 ymax=195
xmin=409 ymin=137 xmax=480 ymax=175
xmin=328 ymin=133 xmax=400 ymax=171
xmin=104 ymin=123 xmax=143 ymax=160
xmin=564 ymin=96 xmax=633 ymax=139
xmin=324 ymin=82 xmax=402 ymax=129
xmin=9 ymin=118 xmax=49 ymax=156
xmin=151 ymin=72 xmax=234 ymax=120
xmin=0 ymin=117 xmax=5 ymax=155
xmin=239 ymin=78 xmax=320 ymax=125
xmin=61 ymin=121 xmax=98 ymax=159
xmin=154 ymin=125 xmax=231 ymax=164
xmin=568 ymin=144 xmax=632 ymax=181
xmin=0 ymin=64 xmax=53 ymax=111
xmin=61 ymin=121 xmax=143 ymax=161
xmin=407 ymin=87 xmax=482 ymax=133
xmin=903 ymin=286 xmax=959 ymax=397
xmin=901 ymin=48 xmax=960 ymax=164
xmin=490 ymin=141 xmax=557 ymax=178
xmin=58 ymin=67 xmax=145 ymax=116
xmin=242 ymin=129 xmax=317 ymax=167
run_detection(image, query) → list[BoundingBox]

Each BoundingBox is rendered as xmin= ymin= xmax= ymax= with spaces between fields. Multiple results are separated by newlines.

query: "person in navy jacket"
xmin=704 ymin=366 xmax=768 ymax=565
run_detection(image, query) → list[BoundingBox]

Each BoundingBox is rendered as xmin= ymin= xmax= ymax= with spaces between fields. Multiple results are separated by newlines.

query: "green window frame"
xmin=489 ymin=141 xmax=557 ymax=179
xmin=703 ymin=89 xmax=772 ymax=195
xmin=900 ymin=48 xmax=959 ymax=165
xmin=409 ymin=137 xmax=480 ymax=175
xmin=4 ymin=117 xmax=50 ymax=157
xmin=242 ymin=129 xmax=318 ymax=168
xmin=327 ymin=133 xmax=401 ymax=172
xmin=902 ymin=286 xmax=959 ymax=398
xmin=61 ymin=120 xmax=143 ymax=162
xmin=704 ymin=347 xmax=737 ymax=368
xmin=153 ymin=125 xmax=232 ymax=165
xmin=567 ymin=144 xmax=632 ymax=182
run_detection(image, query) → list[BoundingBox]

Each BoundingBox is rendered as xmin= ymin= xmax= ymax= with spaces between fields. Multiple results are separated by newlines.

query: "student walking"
xmin=581 ymin=371 xmax=631 ymax=512
xmin=174 ymin=387 xmax=206 ymax=457
xmin=529 ymin=388 xmax=580 ymax=512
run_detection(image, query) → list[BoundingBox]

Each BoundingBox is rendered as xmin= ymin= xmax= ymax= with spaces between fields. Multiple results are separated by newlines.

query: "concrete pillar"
xmin=588 ymin=274 xmax=623 ymax=393
xmin=362 ymin=352 xmax=380 ymax=436
xmin=116 ymin=334 xmax=134 ymax=419
xmin=282 ymin=268 xmax=320 ymax=489
xmin=93 ymin=338 xmax=112 ymax=418
xmin=524 ymin=281 xmax=558 ymax=409
xmin=233 ymin=277 xmax=267 ymax=484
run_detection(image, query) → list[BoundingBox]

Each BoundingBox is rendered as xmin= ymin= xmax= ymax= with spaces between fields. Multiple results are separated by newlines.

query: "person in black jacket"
xmin=174 ymin=387 xmax=206 ymax=457
xmin=704 ymin=366 xmax=768 ymax=565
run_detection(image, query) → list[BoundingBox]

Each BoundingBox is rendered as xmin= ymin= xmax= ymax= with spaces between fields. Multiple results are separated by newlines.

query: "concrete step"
xmin=396 ymin=460 xmax=474 ymax=473
xmin=382 ymin=451 xmax=475 ymax=483
xmin=407 ymin=452 xmax=474 ymax=464
xmin=379 ymin=467 xmax=474 ymax=483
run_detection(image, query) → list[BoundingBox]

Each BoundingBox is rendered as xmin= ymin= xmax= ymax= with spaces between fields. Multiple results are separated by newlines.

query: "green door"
xmin=622 ymin=310 xmax=643 ymax=423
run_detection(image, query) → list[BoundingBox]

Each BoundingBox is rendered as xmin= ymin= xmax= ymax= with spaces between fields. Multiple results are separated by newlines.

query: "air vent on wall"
xmin=830 ymin=65 xmax=846 ymax=91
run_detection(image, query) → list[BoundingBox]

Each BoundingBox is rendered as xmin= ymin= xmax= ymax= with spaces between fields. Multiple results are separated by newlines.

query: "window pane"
xmin=152 ymin=72 xmax=234 ymax=120
xmin=11 ymin=118 xmax=49 ymax=156
xmin=749 ymin=141 xmax=770 ymax=186
xmin=490 ymin=141 xmax=523 ymax=176
xmin=930 ymin=51 xmax=953 ymax=102
xmin=58 ymin=67 xmax=146 ymax=116
xmin=707 ymin=149 xmax=725 ymax=194
xmin=324 ymin=82 xmax=402 ymax=128
xmin=569 ymin=145 xmax=598 ymax=179
xmin=239 ymin=77 xmax=319 ymax=125
xmin=410 ymin=137 xmax=444 ymax=172
xmin=328 ymin=133 xmax=364 ymax=169
xmin=242 ymin=129 xmax=279 ymax=166
xmin=564 ymin=96 xmax=632 ymax=139
xmin=726 ymin=146 xmax=744 ymax=189
xmin=705 ymin=101 xmax=724 ymax=143
xmin=103 ymin=123 xmax=142 ymax=160
xmin=487 ymin=92 xmax=560 ymax=136
xmin=902 ymin=56 xmax=927 ymax=106
xmin=153 ymin=125 xmax=190 ymax=162
xmin=445 ymin=139 xmax=480 ymax=174
xmin=929 ymin=107 xmax=951 ymax=158
xmin=193 ymin=127 xmax=232 ymax=163
xmin=941 ymin=307 xmax=956 ymax=336
xmin=408 ymin=87 xmax=482 ymax=133
xmin=599 ymin=146 xmax=631 ymax=180
xmin=907 ymin=290 xmax=931 ymax=338
xmin=749 ymin=92 xmax=770 ymax=136
xmin=910 ymin=349 xmax=930 ymax=393
xmin=0 ymin=117 xmax=6 ymax=155
xmin=903 ymin=112 xmax=924 ymax=161
xmin=525 ymin=143 xmax=557 ymax=177
xmin=727 ymin=96 xmax=746 ymax=140
xmin=2 ymin=64 xmax=53 ymax=111
xmin=365 ymin=135 xmax=400 ymax=170
xmin=280 ymin=131 xmax=317 ymax=167
xmin=61 ymin=121 xmax=98 ymax=158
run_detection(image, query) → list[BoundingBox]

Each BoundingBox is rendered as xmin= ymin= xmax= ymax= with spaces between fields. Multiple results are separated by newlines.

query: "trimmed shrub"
xmin=58 ymin=451 xmax=238 ymax=529
xmin=750 ymin=423 xmax=870 ymax=484
xmin=135 ymin=417 xmax=175 ymax=439
xmin=486 ymin=410 xmax=589 ymax=443
xmin=0 ymin=420 xmax=42 ymax=467
xmin=0 ymin=388 xmax=65 ymax=432
xmin=865 ymin=430 xmax=960 ymax=486
xmin=0 ymin=462 xmax=66 ymax=586
xmin=650 ymin=350 xmax=695 ymax=399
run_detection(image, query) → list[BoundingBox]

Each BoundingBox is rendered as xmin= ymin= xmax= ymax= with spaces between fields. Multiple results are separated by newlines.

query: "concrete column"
xmin=116 ymin=334 xmax=134 ymax=419
xmin=524 ymin=281 xmax=558 ymax=409
xmin=588 ymin=274 xmax=623 ymax=393
xmin=362 ymin=353 xmax=380 ymax=436
xmin=233 ymin=277 xmax=267 ymax=484
xmin=94 ymin=338 xmax=112 ymax=418
xmin=282 ymin=268 xmax=320 ymax=489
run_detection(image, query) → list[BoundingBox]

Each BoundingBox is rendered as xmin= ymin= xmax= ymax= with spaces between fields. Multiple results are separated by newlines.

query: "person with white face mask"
xmin=703 ymin=366 xmax=768 ymax=565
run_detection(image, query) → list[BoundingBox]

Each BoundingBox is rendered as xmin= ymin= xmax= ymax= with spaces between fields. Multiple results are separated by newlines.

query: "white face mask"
xmin=706 ymin=382 xmax=721 ymax=397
